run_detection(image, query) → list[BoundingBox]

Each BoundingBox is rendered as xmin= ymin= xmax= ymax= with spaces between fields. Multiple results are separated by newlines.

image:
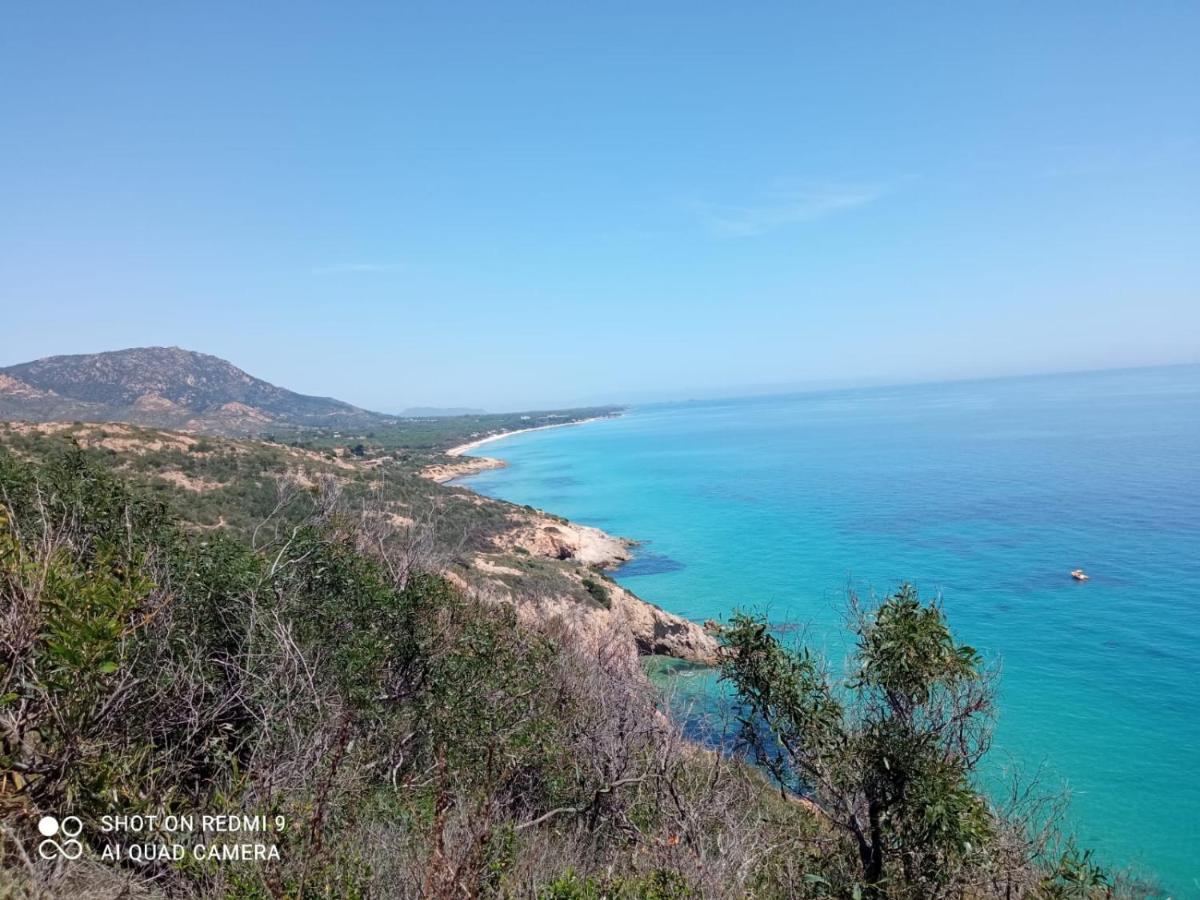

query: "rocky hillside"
xmin=0 ymin=346 xmax=393 ymax=434
xmin=0 ymin=420 xmax=717 ymax=665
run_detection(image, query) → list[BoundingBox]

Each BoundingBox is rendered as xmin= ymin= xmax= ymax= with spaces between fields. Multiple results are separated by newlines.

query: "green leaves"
xmin=42 ymin=546 xmax=153 ymax=686
xmin=854 ymin=584 xmax=980 ymax=708
xmin=1038 ymin=844 xmax=1112 ymax=898
xmin=719 ymin=586 xmax=999 ymax=893
xmin=720 ymin=612 xmax=844 ymax=787
xmin=539 ymin=869 xmax=697 ymax=899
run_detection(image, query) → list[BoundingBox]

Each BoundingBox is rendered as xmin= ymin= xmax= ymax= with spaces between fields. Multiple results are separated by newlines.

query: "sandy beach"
xmin=445 ymin=414 xmax=616 ymax=457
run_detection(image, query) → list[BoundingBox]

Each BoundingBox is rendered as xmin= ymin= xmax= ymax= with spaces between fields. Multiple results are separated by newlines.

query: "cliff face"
xmin=607 ymin=581 xmax=719 ymax=663
xmin=464 ymin=565 xmax=719 ymax=667
xmin=495 ymin=513 xmax=633 ymax=568
xmin=470 ymin=505 xmax=719 ymax=666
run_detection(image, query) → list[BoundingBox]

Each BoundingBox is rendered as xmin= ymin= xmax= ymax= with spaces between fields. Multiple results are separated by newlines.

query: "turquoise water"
xmin=460 ymin=366 xmax=1200 ymax=896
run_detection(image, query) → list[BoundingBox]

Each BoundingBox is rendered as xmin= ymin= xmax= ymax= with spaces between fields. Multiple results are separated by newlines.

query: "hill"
xmin=0 ymin=419 xmax=716 ymax=664
xmin=0 ymin=346 xmax=392 ymax=435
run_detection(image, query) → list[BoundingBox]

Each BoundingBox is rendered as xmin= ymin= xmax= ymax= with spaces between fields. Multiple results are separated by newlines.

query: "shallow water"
xmin=460 ymin=365 xmax=1200 ymax=895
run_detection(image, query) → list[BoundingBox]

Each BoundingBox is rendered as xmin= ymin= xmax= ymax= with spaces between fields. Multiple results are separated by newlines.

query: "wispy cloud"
xmin=311 ymin=262 xmax=405 ymax=275
xmin=694 ymin=181 xmax=886 ymax=238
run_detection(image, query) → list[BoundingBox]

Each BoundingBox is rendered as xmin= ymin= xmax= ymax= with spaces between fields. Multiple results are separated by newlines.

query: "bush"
xmin=718 ymin=586 xmax=1119 ymax=899
xmin=581 ymin=576 xmax=611 ymax=609
xmin=540 ymin=869 xmax=696 ymax=899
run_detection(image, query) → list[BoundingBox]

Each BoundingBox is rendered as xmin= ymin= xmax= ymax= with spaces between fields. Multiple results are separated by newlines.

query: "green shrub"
xmin=581 ymin=575 xmax=611 ymax=609
xmin=540 ymin=869 xmax=696 ymax=899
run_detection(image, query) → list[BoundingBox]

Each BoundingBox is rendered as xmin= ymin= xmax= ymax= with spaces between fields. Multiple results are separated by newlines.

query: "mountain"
xmin=400 ymin=406 xmax=488 ymax=417
xmin=0 ymin=346 xmax=394 ymax=435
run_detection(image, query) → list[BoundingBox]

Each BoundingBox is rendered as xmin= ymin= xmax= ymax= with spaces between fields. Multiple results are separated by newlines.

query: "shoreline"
xmin=445 ymin=414 xmax=616 ymax=457
xmin=434 ymin=410 xmax=719 ymax=664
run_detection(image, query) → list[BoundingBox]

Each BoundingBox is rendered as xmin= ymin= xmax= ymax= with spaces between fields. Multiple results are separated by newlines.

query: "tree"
xmin=719 ymin=585 xmax=996 ymax=898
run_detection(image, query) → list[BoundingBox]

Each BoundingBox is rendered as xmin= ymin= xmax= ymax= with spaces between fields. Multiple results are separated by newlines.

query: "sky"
xmin=2 ymin=2 xmax=1197 ymax=412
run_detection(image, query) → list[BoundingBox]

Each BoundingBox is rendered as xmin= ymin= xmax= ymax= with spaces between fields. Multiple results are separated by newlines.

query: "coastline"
xmin=445 ymin=414 xmax=616 ymax=457
xmin=432 ymin=411 xmax=720 ymax=665
xmin=433 ymin=412 xmax=634 ymax=568
xmin=421 ymin=455 xmax=507 ymax=483
xmin=423 ymin=414 xmax=617 ymax=483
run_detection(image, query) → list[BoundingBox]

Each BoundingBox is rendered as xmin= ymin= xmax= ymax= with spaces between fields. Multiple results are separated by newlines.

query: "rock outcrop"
xmin=421 ymin=455 xmax=507 ymax=483
xmin=608 ymin=581 xmax=719 ymax=664
xmin=495 ymin=513 xmax=633 ymax=568
xmin=474 ymin=508 xmax=718 ymax=666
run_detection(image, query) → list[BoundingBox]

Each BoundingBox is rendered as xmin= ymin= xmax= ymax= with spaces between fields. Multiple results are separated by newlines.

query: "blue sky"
xmin=2 ymin=2 xmax=1197 ymax=411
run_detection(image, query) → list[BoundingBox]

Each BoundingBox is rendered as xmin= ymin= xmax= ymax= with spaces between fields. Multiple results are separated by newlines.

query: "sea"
xmin=457 ymin=365 xmax=1200 ymax=896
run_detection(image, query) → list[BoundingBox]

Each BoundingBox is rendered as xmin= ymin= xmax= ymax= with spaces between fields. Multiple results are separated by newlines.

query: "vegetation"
xmin=269 ymin=406 xmax=622 ymax=455
xmin=0 ymin=449 xmax=800 ymax=897
xmin=0 ymin=422 xmax=515 ymax=550
xmin=721 ymin=590 xmax=995 ymax=897
xmin=719 ymin=594 xmax=1154 ymax=899
xmin=0 ymin=441 xmax=1148 ymax=896
xmin=581 ymin=576 xmax=612 ymax=609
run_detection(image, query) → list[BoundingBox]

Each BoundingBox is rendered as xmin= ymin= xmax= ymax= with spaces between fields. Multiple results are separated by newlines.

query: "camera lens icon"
xmin=37 ymin=815 xmax=83 ymax=860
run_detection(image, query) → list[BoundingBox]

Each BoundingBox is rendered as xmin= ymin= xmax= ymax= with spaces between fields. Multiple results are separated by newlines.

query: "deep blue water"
xmin=460 ymin=366 xmax=1200 ymax=896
